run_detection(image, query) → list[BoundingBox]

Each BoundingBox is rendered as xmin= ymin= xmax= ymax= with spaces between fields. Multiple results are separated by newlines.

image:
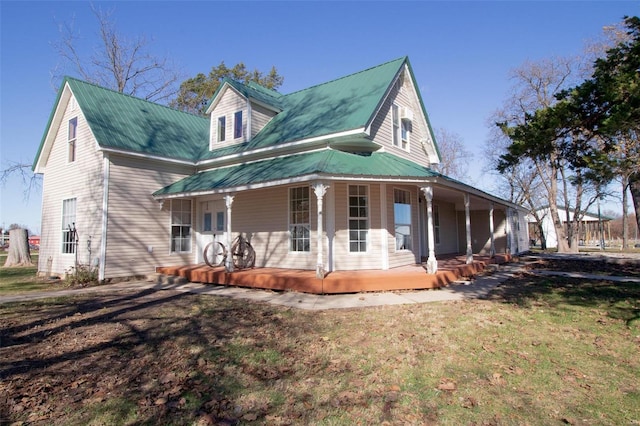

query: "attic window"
xmin=217 ymin=116 xmax=226 ymax=142
xmin=68 ymin=117 xmax=77 ymax=163
xmin=234 ymin=111 xmax=243 ymax=139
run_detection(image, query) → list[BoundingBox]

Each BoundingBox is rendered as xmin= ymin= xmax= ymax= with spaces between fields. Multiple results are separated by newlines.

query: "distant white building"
xmin=527 ymin=206 xmax=612 ymax=248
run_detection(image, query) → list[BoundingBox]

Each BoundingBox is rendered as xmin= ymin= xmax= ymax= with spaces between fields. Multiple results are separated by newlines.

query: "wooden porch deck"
xmin=156 ymin=254 xmax=513 ymax=294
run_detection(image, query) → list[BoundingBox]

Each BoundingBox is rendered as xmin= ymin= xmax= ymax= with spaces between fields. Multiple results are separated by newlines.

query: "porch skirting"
xmin=155 ymin=254 xmax=512 ymax=295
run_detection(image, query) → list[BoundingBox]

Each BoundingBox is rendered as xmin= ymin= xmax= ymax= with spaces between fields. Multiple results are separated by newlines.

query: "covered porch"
xmin=156 ymin=253 xmax=513 ymax=294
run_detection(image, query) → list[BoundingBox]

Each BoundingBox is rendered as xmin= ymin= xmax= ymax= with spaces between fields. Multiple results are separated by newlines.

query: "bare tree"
xmin=51 ymin=4 xmax=181 ymax=103
xmin=3 ymin=5 xmax=182 ymax=194
xmin=486 ymin=56 xmax=580 ymax=251
xmin=432 ymin=128 xmax=470 ymax=181
xmin=0 ymin=161 xmax=41 ymax=199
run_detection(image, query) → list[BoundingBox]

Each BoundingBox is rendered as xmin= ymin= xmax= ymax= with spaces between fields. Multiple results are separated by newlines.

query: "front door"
xmin=196 ymin=200 xmax=226 ymax=263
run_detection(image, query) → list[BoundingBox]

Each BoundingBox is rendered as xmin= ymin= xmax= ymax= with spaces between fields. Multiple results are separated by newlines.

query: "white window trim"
xmin=170 ymin=199 xmax=193 ymax=254
xmin=392 ymin=104 xmax=400 ymax=148
xmin=393 ymin=188 xmax=412 ymax=252
xmin=233 ymin=110 xmax=243 ymax=140
xmin=288 ymin=186 xmax=311 ymax=253
xmin=347 ymin=184 xmax=370 ymax=254
xmin=67 ymin=117 xmax=78 ymax=164
xmin=61 ymin=197 xmax=77 ymax=255
xmin=217 ymin=116 xmax=226 ymax=142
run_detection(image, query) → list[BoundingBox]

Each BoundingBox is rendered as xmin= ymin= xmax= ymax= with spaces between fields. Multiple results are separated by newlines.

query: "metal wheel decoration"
xmin=203 ymin=241 xmax=227 ymax=267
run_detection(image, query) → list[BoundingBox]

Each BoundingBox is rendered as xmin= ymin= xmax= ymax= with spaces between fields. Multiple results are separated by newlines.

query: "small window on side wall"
xmin=217 ymin=116 xmax=226 ymax=142
xmin=68 ymin=117 xmax=77 ymax=162
xmin=234 ymin=111 xmax=243 ymax=139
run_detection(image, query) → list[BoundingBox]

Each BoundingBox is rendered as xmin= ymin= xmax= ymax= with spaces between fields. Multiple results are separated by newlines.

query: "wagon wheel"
xmin=203 ymin=241 xmax=226 ymax=267
xmin=231 ymin=237 xmax=255 ymax=269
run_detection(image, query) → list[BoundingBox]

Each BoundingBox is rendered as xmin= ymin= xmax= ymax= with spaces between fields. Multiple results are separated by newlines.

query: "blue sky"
xmin=1 ymin=1 xmax=636 ymax=233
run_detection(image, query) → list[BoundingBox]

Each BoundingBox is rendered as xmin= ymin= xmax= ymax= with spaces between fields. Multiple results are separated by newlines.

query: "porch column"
xmin=224 ymin=194 xmax=235 ymax=272
xmin=421 ymin=186 xmax=438 ymax=274
xmin=505 ymin=207 xmax=512 ymax=255
xmin=464 ymin=193 xmax=473 ymax=264
xmin=313 ymin=182 xmax=329 ymax=279
xmin=489 ymin=203 xmax=495 ymax=258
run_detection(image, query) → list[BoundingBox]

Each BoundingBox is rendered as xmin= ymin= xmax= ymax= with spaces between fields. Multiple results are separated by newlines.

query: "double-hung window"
xmin=289 ymin=186 xmax=310 ymax=252
xmin=394 ymin=189 xmax=412 ymax=250
xmin=348 ymin=185 xmax=368 ymax=252
xmin=217 ymin=116 xmax=226 ymax=142
xmin=68 ymin=117 xmax=77 ymax=162
xmin=392 ymin=104 xmax=409 ymax=150
xmin=400 ymin=120 xmax=409 ymax=149
xmin=392 ymin=104 xmax=400 ymax=148
xmin=61 ymin=198 xmax=76 ymax=254
xmin=234 ymin=110 xmax=243 ymax=139
xmin=171 ymin=199 xmax=192 ymax=253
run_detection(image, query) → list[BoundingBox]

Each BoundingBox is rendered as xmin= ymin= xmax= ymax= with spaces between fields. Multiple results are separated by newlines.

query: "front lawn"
xmin=1 ymin=263 xmax=638 ymax=425
xmin=0 ymin=254 xmax=58 ymax=295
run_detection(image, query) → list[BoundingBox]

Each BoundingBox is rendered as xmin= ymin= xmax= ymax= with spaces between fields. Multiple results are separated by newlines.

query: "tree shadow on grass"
xmin=487 ymin=272 xmax=640 ymax=328
xmin=0 ymin=289 xmax=319 ymax=425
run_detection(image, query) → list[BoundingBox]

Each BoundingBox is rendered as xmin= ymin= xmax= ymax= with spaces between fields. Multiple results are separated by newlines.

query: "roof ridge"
xmin=63 ymin=76 xmax=207 ymax=120
xmin=284 ymin=56 xmax=407 ymax=97
xmin=246 ymin=80 xmax=283 ymax=99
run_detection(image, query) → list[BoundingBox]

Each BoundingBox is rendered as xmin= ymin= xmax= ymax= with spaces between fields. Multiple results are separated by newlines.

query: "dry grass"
xmin=1 ymin=266 xmax=639 ymax=425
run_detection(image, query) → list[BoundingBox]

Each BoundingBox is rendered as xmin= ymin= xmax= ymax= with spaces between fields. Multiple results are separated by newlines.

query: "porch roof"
xmin=153 ymin=149 xmax=442 ymax=198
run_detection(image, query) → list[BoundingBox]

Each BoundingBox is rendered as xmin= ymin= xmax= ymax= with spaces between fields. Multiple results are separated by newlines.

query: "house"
xmin=28 ymin=235 xmax=40 ymax=248
xmin=33 ymin=57 xmax=529 ymax=290
xmin=528 ymin=206 xmax=612 ymax=248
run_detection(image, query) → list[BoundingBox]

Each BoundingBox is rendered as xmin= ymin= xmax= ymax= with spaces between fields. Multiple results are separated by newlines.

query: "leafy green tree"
xmin=498 ymin=16 xmax=640 ymax=251
xmin=171 ymin=62 xmax=284 ymax=115
xmin=557 ymin=16 xmax=640 ymax=241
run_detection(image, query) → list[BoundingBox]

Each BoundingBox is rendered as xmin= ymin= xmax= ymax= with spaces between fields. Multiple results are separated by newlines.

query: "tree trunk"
xmin=547 ymin=163 xmax=570 ymax=253
xmin=537 ymin=222 xmax=547 ymax=250
xmin=4 ymin=228 xmax=33 ymax=267
xmin=622 ymin=178 xmax=629 ymax=249
xmin=630 ymin=172 xmax=640 ymax=239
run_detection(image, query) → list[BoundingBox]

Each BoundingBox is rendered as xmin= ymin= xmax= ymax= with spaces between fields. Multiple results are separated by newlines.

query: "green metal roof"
xmin=36 ymin=77 xmax=209 ymax=165
xmin=35 ymin=58 xmax=434 ymax=168
xmin=153 ymin=149 xmax=441 ymax=197
xmin=198 ymin=57 xmax=408 ymax=160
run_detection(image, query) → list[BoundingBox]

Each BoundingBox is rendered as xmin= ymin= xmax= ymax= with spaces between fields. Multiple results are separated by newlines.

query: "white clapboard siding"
xmin=230 ymin=185 xmax=318 ymax=270
xmin=38 ymin=96 xmax=105 ymax=277
xmin=209 ymin=88 xmax=247 ymax=149
xmin=104 ymin=154 xmax=194 ymax=277
xmin=369 ymin=69 xmax=436 ymax=167
xmin=250 ymin=102 xmax=277 ymax=139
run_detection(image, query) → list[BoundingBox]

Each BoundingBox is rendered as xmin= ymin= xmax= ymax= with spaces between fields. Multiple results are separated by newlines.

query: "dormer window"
xmin=234 ymin=111 xmax=243 ymax=139
xmin=217 ymin=116 xmax=226 ymax=142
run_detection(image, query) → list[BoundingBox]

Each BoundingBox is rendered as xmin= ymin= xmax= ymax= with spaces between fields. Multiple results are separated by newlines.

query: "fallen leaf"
xmin=437 ymin=379 xmax=457 ymax=392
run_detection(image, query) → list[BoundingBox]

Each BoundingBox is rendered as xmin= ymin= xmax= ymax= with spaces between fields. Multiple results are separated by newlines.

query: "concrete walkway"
xmin=0 ymin=264 xmax=523 ymax=310
xmin=1 ymin=259 xmax=637 ymax=310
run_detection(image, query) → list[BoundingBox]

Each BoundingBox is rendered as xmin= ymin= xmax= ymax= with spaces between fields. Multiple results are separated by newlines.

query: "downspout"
xmin=99 ymin=153 xmax=110 ymax=281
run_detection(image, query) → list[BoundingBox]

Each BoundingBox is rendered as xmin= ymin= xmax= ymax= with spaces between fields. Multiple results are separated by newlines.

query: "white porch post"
xmin=489 ymin=202 xmax=495 ymax=258
xmin=464 ymin=193 xmax=473 ymax=264
xmin=421 ymin=185 xmax=438 ymax=274
xmin=313 ymin=182 xmax=329 ymax=279
xmin=505 ymin=207 xmax=512 ymax=255
xmin=224 ymin=194 xmax=235 ymax=272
